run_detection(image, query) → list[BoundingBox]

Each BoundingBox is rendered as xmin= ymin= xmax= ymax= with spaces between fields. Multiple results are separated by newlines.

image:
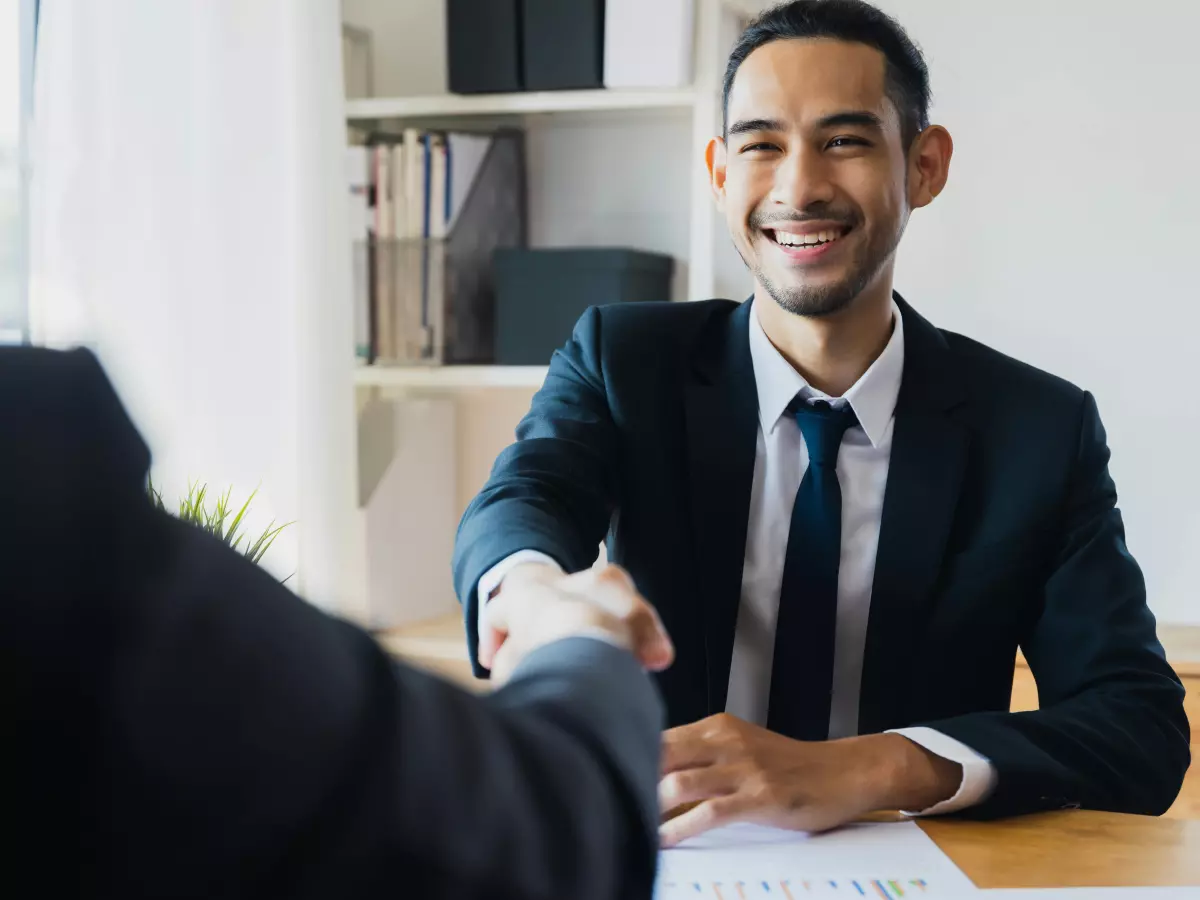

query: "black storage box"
xmin=521 ymin=0 xmax=605 ymax=91
xmin=493 ymin=248 xmax=673 ymax=365
xmin=446 ymin=0 xmax=523 ymax=94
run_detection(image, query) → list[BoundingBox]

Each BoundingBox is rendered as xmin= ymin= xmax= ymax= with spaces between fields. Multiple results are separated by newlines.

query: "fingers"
xmin=661 ymin=721 xmax=721 ymax=774
xmin=659 ymin=765 xmax=738 ymax=812
xmin=478 ymin=594 xmax=512 ymax=669
xmin=478 ymin=624 xmax=503 ymax=669
xmin=487 ymin=563 xmax=675 ymax=675
xmin=659 ymin=795 xmax=748 ymax=848
xmin=567 ymin=565 xmax=674 ymax=671
xmin=489 ymin=639 xmax=517 ymax=685
xmin=562 ymin=564 xmax=638 ymax=614
xmin=627 ymin=595 xmax=674 ymax=671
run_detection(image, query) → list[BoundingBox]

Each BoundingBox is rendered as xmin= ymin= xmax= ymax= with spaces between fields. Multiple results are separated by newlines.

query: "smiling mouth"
xmin=763 ymin=225 xmax=852 ymax=249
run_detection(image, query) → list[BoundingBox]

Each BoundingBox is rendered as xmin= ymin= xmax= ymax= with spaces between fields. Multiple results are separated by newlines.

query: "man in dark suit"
xmin=0 ymin=345 xmax=674 ymax=899
xmin=453 ymin=0 xmax=1190 ymax=846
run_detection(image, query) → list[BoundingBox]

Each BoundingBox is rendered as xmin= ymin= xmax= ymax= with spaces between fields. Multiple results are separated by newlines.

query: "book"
xmin=345 ymin=146 xmax=371 ymax=363
xmin=357 ymin=126 xmax=526 ymax=366
xmin=402 ymin=128 xmax=423 ymax=240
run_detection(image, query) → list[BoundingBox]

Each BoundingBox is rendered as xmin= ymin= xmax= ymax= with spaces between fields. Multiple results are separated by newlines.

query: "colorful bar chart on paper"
xmin=654 ymin=822 xmax=978 ymax=899
xmin=656 ymin=877 xmax=934 ymax=899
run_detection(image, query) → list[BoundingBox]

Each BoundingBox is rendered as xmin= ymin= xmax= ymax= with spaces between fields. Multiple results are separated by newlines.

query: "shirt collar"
xmin=747 ymin=299 xmax=905 ymax=449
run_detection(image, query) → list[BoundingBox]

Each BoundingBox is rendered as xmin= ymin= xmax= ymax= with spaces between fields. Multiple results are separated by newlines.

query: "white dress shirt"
xmin=479 ymin=302 xmax=997 ymax=815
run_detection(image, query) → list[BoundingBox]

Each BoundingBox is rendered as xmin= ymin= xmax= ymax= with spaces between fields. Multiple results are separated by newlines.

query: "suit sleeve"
xmin=924 ymin=391 xmax=1191 ymax=818
xmin=2 ymin=348 xmax=663 ymax=900
xmin=452 ymin=306 xmax=622 ymax=674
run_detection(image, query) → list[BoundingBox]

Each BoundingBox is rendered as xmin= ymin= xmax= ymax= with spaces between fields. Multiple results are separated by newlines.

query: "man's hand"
xmin=484 ymin=564 xmax=675 ymax=684
xmin=479 ymin=561 xmax=563 ymax=669
xmin=658 ymin=714 xmax=962 ymax=847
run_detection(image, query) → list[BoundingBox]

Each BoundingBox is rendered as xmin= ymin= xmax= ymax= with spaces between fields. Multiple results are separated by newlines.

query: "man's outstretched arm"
xmin=0 ymin=346 xmax=668 ymax=900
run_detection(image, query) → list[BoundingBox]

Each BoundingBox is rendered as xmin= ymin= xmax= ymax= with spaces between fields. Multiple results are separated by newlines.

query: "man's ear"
xmin=706 ymin=137 xmax=728 ymax=210
xmin=907 ymin=125 xmax=953 ymax=210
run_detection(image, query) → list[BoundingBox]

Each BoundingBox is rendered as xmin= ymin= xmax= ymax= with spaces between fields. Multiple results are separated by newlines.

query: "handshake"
xmin=480 ymin=562 xmax=968 ymax=848
xmin=479 ymin=562 xmax=675 ymax=683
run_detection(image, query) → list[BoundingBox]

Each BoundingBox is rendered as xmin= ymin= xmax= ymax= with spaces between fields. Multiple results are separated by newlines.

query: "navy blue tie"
xmin=766 ymin=397 xmax=859 ymax=741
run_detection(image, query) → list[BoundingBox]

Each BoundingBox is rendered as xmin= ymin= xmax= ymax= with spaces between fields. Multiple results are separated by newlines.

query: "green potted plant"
xmin=148 ymin=478 xmax=293 ymax=579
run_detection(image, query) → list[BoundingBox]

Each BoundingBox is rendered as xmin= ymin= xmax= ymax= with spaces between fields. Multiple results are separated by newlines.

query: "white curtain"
xmin=29 ymin=0 xmax=361 ymax=614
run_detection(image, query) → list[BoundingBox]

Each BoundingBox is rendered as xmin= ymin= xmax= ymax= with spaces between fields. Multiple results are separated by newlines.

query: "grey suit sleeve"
xmin=2 ymin=347 xmax=665 ymax=900
xmin=495 ymin=638 xmax=666 ymax=894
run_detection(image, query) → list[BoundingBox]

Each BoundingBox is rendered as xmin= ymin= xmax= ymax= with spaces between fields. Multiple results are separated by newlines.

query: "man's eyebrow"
xmin=727 ymin=117 xmax=787 ymax=137
xmin=726 ymin=111 xmax=886 ymax=137
xmin=816 ymin=110 xmax=885 ymax=131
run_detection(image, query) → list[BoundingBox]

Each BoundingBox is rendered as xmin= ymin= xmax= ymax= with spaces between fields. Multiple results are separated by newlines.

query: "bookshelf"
xmin=346 ymin=88 xmax=698 ymax=121
xmin=355 ymin=364 xmax=548 ymax=390
xmin=341 ymin=0 xmax=753 ymax=627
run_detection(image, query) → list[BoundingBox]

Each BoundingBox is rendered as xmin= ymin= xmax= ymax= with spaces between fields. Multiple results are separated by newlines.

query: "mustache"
xmin=749 ymin=205 xmax=859 ymax=230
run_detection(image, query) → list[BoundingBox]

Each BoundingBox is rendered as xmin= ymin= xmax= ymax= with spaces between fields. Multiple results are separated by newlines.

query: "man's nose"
xmin=769 ymin=144 xmax=836 ymax=211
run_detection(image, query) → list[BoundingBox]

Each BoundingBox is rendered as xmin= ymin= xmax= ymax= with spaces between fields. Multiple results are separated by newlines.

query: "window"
xmin=0 ymin=0 xmax=36 ymax=344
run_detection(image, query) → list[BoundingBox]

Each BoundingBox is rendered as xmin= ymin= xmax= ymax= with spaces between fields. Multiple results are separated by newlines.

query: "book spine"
xmin=430 ymin=134 xmax=448 ymax=241
xmin=403 ymin=129 xmax=422 ymax=240
xmin=375 ymin=145 xmax=393 ymax=239
xmin=391 ymin=142 xmax=406 ymax=240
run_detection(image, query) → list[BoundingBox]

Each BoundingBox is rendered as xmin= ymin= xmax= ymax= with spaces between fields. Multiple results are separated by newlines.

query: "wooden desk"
xmin=921 ymin=810 xmax=1200 ymax=888
xmin=379 ymin=616 xmax=1200 ymax=885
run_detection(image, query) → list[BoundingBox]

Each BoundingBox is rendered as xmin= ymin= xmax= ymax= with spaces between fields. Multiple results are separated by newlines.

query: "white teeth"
xmin=774 ymin=229 xmax=842 ymax=247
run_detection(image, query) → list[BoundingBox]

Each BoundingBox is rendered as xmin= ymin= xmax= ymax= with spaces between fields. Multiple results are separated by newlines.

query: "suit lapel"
xmin=859 ymin=296 xmax=970 ymax=735
xmin=684 ymin=298 xmax=759 ymax=715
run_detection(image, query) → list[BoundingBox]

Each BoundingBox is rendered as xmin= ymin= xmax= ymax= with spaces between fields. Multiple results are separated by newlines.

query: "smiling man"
xmin=453 ymin=0 xmax=1189 ymax=844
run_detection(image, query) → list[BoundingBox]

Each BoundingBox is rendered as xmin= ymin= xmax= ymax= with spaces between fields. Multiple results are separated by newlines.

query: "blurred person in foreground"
xmin=0 ymin=345 xmax=673 ymax=899
xmin=454 ymin=0 xmax=1190 ymax=847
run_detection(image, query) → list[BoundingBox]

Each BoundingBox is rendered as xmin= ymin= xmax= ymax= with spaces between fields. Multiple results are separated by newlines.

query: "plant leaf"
xmin=224 ymin=488 xmax=257 ymax=551
xmin=243 ymin=519 xmax=276 ymax=561
xmin=211 ymin=486 xmax=235 ymax=543
xmin=249 ymin=527 xmax=284 ymax=564
xmin=246 ymin=520 xmax=293 ymax=564
xmin=156 ymin=479 xmax=291 ymax=577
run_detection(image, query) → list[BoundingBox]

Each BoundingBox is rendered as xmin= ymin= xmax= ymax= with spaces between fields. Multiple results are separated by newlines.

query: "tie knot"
xmin=790 ymin=398 xmax=858 ymax=467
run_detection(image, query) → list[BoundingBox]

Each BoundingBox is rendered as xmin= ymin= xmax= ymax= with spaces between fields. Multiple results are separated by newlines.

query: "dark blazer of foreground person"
xmin=0 ymin=346 xmax=664 ymax=900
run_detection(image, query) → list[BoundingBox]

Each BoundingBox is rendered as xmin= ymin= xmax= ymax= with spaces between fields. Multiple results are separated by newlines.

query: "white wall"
xmin=341 ymin=0 xmax=447 ymax=96
xmin=30 ymin=0 xmax=360 ymax=614
xmin=875 ymin=0 xmax=1200 ymax=623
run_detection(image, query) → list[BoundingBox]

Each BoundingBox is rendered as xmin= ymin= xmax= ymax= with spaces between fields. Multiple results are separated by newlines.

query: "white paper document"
xmin=979 ymin=890 xmax=1198 ymax=898
xmin=656 ymin=821 xmax=979 ymax=898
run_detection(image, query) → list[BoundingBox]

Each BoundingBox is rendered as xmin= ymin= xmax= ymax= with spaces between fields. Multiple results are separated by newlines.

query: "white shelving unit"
xmin=346 ymin=0 xmax=747 ymax=364
xmin=346 ymin=87 xmax=698 ymax=121
xmin=342 ymin=0 xmax=753 ymax=627
xmin=355 ymin=364 xmax=548 ymax=390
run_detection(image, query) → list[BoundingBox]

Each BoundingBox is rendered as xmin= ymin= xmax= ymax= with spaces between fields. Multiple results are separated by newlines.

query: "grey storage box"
xmin=493 ymin=247 xmax=674 ymax=365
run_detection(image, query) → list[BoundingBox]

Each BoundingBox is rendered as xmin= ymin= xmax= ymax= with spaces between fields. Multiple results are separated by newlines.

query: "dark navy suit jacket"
xmin=0 ymin=346 xmax=664 ymax=899
xmin=454 ymin=294 xmax=1190 ymax=820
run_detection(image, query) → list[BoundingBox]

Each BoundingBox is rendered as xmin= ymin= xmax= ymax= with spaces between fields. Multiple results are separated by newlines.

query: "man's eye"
xmin=741 ymin=142 xmax=779 ymax=153
xmin=829 ymin=136 xmax=869 ymax=149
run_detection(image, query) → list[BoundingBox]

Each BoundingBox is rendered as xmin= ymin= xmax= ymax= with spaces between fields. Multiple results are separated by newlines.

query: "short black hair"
xmin=723 ymin=0 xmax=931 ymax=149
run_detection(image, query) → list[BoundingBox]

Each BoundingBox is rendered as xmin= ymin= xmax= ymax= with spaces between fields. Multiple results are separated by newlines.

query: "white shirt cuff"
xmin=887 ymin=726 xmax=998 ymax=816
xmin=476 ymin=550 xmax=564 ymax=636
